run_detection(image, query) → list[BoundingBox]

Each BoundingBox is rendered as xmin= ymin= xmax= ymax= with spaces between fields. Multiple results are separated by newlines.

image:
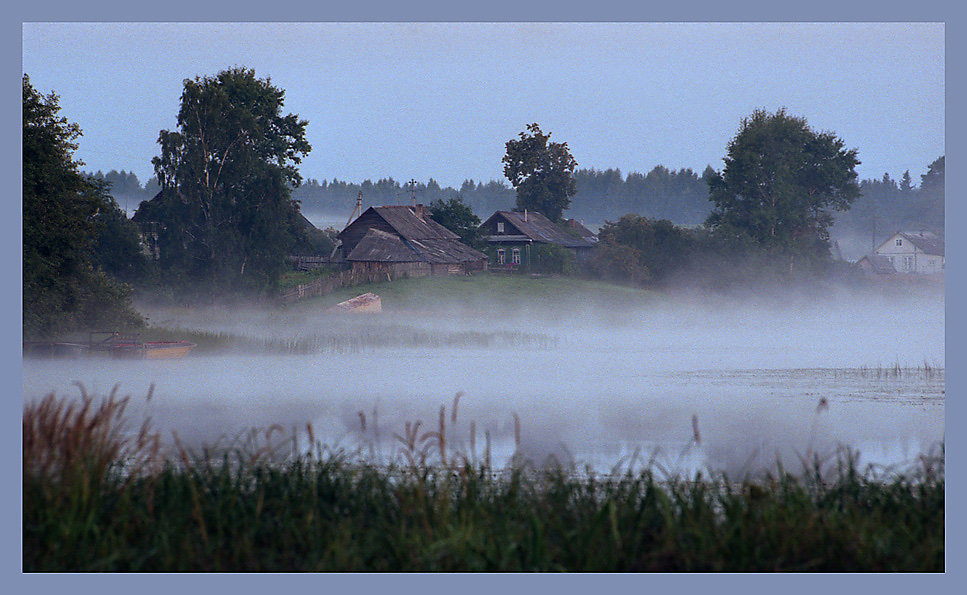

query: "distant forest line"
xmin=91 ymin=159 xmax=944 ymax=251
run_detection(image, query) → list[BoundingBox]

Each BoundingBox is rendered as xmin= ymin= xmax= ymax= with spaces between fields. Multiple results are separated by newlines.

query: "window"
xmin=497 ymin=222 xmax=505 ymax=233
xmin=896 ymin=238 xmax=903 ymax=246
xmin=496 ymin=248 xmax=506 ymax=265
xmin=511 ymin=248 xmax=521 ymax=265
xmin=904 ymin=256 xmax=914 ymax=271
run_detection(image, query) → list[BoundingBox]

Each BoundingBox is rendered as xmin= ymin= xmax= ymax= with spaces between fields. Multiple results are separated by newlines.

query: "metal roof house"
xmin=336 ymin=204 xmax=487 ymax=276
xmin=871 ymin=231 xmax=944 ymax=276
xmin=478 ymin=210 xmax=596 ymax=268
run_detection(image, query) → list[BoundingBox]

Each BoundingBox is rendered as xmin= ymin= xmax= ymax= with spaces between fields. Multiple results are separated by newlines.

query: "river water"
xmin=22 ymin=287 xmax=944 ymax=478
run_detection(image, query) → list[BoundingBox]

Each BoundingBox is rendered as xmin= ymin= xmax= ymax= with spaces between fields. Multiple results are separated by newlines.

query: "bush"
xmin=532 ymin=243 xmax=576 ymax=275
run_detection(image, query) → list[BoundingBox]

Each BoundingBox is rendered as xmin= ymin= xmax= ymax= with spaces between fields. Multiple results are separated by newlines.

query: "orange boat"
xmin=91 ymin=332 xmax=196 ymax=360
xmin=109 ymin=340 xmax=197 ymax=360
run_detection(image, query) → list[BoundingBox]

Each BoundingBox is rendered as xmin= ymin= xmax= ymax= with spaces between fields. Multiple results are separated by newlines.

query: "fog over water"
xmin=22 ymin=284 xmax=944 ymax=477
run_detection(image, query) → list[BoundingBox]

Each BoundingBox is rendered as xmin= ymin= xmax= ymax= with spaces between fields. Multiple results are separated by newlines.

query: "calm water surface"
xmin=22 ymin=294 xmax=945 ymax=476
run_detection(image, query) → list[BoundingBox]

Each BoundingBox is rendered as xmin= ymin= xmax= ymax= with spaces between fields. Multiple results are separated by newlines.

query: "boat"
xmin=107 ymin=339 xmax=197 ymax=360
xmin=24 ymin=332 xmax=197 ymax=360
xmin=326 ymin=292 xmax=382 ymax=314
xmin=92 ymin=332 xmax=197 ymax=360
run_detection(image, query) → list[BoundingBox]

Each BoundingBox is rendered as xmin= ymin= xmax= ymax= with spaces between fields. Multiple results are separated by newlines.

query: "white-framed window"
xmin=497 ymin=222 xmax=505 ymax=233
xmin=896 ymin=238 xmax=903 ymax=246
xmin=511 ymin=248 xmax=521 ymax=265
xmin=496 ymin=248 xmax=506 ymax=265
xmin=904 ymin=256 xmax=914 ymax=271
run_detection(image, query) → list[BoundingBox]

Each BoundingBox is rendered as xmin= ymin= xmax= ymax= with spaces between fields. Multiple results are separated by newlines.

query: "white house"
xmin=872 ymin=231 xmax=944 ymax=275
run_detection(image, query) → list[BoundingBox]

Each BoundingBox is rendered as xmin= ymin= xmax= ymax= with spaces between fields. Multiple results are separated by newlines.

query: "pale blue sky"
xmin=22 ymin=22 xmax=944 ymax=189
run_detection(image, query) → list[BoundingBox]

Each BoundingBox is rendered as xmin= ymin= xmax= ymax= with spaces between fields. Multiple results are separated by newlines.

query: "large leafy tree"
xmin=705 ymin=109 xmax=860 ymax=266
xmin=22 ymin=74 xmax=143 ymax=337
xmin=428 ymin=196 xmax=482 ymax=248
xmin=502 ymin=123 xmax=577 ymax=222
xmin=139 ymin=67 xmax=311 ymax=297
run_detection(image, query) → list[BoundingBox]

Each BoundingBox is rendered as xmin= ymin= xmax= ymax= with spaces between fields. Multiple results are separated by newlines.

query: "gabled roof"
xmin=481 ymin=210 xmax=594 ymax=249
xmin=340 ymin=205 xmax=459 ymax=242
xmin=347 ymin=228 xmax=485 ymax=264
xmin=877 ymin=231 xmax=945 ymax=257
xmin=899 ymin=231 xmax=944 ymax=256
xmin=297 ymin=212 xmax=318 ymax=231
xmin=347 ymin=229 xmax=418 ymax=262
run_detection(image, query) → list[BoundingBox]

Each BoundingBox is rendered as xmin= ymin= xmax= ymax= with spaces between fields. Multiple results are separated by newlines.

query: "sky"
xmin=22 ymin=22 xmax=944 ymax=191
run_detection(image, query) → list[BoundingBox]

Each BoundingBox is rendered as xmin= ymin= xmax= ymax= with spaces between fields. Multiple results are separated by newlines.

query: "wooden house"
xmin=336 ymin=204 xmax=487 ymax=276
xmin=478 ymin=210 xmax=596 ymax=267
xmin=871 ymin=231 xmax=944 ymax=275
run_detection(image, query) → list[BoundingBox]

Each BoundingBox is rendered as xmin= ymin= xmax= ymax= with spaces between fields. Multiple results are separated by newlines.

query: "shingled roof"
xmin=339 ymin=205 xmax=486 ymax=264
xmin=481 ymin=210 xmax=595 ymax=249
xmin=347 ymin=228 xmax=485 ymax=264
xmin=352 ymin=205 xmax=459 ymax=241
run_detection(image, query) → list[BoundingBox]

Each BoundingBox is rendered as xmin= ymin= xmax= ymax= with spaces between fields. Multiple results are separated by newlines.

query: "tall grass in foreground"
xmin=23 ymin=392 xmax=944 ymax=572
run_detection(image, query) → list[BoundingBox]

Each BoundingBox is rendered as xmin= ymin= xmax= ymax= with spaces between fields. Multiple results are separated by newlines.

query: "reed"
xmin=23 ymin=390 xmax=944 ymax=572
xmin=148 ymin=326 xmax=558 ymax=356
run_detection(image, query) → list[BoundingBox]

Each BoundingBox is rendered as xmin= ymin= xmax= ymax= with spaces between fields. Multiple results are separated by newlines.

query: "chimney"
xmin=413 ymin=203 xmax=427 ymax=220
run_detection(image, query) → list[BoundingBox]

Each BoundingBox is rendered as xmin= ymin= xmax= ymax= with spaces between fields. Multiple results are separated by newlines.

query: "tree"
xmin=428 ymin=196 xmax=483 ymax=248
xmin=915 ymin=155 xmax=944 ymax=232
xmin=137 ymin=67 xmax=311 ymax=297
xmin=919 ymin=156 xmax=944 ymax=196
xmin=502 ymin=123 xmax=577 ymax=222
xmin=705 ymin=108 xmax=860 ymax=266
xmin=592 ymin=215 xmax=693 ymax=283
xmin=22 ymin=74 xmax=143 ymax=337
xmin=899 ymin=170 xmax=914 ymax=194
xmin=91 ymin=187 xmax=150 ymax=285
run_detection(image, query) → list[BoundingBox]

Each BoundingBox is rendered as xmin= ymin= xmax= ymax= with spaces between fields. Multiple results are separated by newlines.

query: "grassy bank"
xmin=23 ymin=392 xmax=944 ymax=572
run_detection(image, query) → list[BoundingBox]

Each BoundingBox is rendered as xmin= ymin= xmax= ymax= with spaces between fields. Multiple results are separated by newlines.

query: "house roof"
xmin=877 ymin=231 xmax=945 ymax=256
xmin=482 ymin=210 xmax=595 ymax=249
xmin=564 ymin=219 xmax=599 ymax=244
xmin=857 ymin=254 xmax=897 ymax=274
xmin=340 ymin=205 xmax=459 ymax=242
xmin=347 ymin=228 xmax=486 ymax=264
xmin=899 ymin=231 xmax=944 ymax=256
xmin=297 ymin=212 xmax=318 ymax=231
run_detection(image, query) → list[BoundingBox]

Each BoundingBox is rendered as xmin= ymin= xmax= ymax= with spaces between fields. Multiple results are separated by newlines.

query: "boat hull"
xmin=110 ymin=341 xmax=196 ymax=360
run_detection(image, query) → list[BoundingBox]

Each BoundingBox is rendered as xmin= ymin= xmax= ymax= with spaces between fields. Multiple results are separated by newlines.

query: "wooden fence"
xmin=287 ymin=255 xmax=332 ymax=271
xmin=279 ymin=268 xmax=404 ymax=304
